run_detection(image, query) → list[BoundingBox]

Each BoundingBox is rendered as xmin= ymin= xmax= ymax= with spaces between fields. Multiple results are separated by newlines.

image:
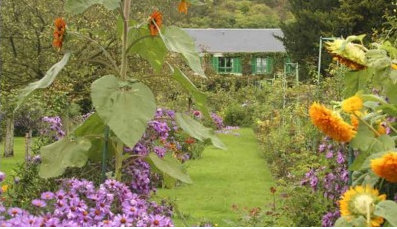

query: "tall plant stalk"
xmin=115 ymin=0 xmax=132 ymax=180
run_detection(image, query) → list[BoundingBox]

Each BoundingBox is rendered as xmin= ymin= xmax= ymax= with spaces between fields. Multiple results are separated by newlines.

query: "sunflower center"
xmin=353 ymin=194 xmax=375 ymax=215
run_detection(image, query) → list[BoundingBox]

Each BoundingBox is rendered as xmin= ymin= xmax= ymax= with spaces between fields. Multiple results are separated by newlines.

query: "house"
xmin=183 ymin=28 xmax=292 ymax=76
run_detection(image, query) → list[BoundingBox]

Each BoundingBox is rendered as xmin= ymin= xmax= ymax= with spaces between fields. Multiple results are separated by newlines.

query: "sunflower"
xmin=339 ymin=186 xmax=386 ymax=227
xmin=148 ymin=11 xmax=162 ymax=36
xmin=52 ymin=17 xmax=66 ymax=50
xmin=178 ymin=0 xmax=189 ymax=14
xmin=371 ymin=152 xmax=397 ymax=183
xmin=341 ymin=95 xmax=363 ymax=113
xmin=309 ymin=102 xmax=356 ymax=142
xmin=325 ymin=38 xmax=367 ymax=70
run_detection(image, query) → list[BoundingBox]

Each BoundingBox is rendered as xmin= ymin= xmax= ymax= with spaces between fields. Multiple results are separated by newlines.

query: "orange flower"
xmin=376 ymin=123 xmax=386 ymax=136
xmin=148 ymin=11 xmax=162 ymax=36
xmin=52 ymin=17 xmax=66 ymax=50
xmin=371 ymin=152 xmax=397 ymax=183
xmin=178 ymin=0 xmax=189 ymax=14
xmin=309 ymin=102 xmax=356 ymax=142
xmin=342 ymin=95 xmax=363 ymax=113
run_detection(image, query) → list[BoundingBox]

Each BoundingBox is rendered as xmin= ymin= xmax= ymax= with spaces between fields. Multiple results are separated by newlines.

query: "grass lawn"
xmin=155 ymin=128 xmax=275 ymax=226
xmin=0 ymin=137 xmax=26 ymax=183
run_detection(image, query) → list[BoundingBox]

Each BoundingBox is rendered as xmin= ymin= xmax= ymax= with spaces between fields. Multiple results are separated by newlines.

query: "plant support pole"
xmin=101 ymin=126 xmax=109 ymax=182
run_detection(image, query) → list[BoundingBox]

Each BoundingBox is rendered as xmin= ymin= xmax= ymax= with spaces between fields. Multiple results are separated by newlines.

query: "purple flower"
xmin=0 ymin=172 xmax=5 ymax=182
xmin=112 ymin=214 xmax=132 ymax=227
xmin=325 ymin=150 xmax=334 ymax=159
xmin=336 ymin=151 xmax=345 ymax=164
xmin=41 ymin=191 xmax=55 ymax=200
xmin=318 ymin=144 xmax=326 ymax=152
xmin=8 ymin=208 xmax=23 ymax=217
xmin=32 ymin=199 xmax=47 ymax=208
xmin=153 ymin=146 xmax=166 ymax=158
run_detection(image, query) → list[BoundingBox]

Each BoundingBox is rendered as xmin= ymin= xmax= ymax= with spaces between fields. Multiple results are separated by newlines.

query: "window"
xmin=218 ymin=57 xmax=234 ymax=73
xmin=255 ymin=57 xmax=268 ymax=74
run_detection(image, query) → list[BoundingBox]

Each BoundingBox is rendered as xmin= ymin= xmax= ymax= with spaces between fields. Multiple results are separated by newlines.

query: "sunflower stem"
xmin=353 ymin=113 xmax=381 ymax=136
xmin=120 ymin=0 xmax=131 ymax=81
xmin=366 ymin=201 xmax=371 ymax=227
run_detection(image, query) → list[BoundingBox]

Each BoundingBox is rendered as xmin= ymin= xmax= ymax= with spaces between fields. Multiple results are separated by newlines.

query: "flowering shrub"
xmin=309 ymin=35 xmax=397 ymax=227
xmin=0 ymin=174 xmax=173 ymax=227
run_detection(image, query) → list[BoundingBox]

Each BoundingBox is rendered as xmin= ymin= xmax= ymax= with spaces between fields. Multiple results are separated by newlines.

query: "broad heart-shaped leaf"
xmin=175 ymin=113 xmax=227 ymax=150
xmin=73 ymin=113 xmax=114 ymax=161
xmin=375 ymin=200 xmax=397 ymax=226
xmin=14 ymin=52 xmax=71 ymax=112
xmin=168 ymin=64 xmax=210 ymax=120
xmin=350 ymin=122 xmax=376 ymax=152
xmin=91 ymin=75 xmax=156 ymax=148
xmin=148 ymin=153 xmax=192 ymax=184
xmin=159 ymin=26 xmax=205 ymax=77
xmin=129 ymin=29 xmax=167 ymax=73
xmin=64 ymin=0 xmax=120 ymax=15
xmin=39 ymin=137 xmax=91 ymax=178
xmin=334 ymin=216 xmax=366 ymax=227
xmin=343 ymin=70 xmax=371 ymax=97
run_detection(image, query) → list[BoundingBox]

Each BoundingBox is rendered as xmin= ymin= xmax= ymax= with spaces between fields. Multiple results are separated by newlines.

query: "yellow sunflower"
xmin=325 ymin=37 xmax=367 ymax=70
xmin=371 ymin=152 xmax=397 ymax=183
xmin=309 ymin=102 xmax=356 ymax=142
xmin=342 ymin=95 xmax=363 ymax=113
xmin=339 ymin=186 xmax=386 ymax=227
xmin=178 ymin=0 xmax=189 ymax=14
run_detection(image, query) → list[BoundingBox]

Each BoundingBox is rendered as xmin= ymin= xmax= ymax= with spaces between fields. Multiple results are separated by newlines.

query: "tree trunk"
xmin=3 ymin=115 xmax=15 ymax=157
xmin=25 ymin=129 xmax=32 ymax=162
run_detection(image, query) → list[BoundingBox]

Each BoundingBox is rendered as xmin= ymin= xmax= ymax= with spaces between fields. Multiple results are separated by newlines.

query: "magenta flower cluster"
xmin=0 ymin=177 xmax=173 ymax=227
xmin=41 ymin=116 xmax=65 ymax=140
xmin=301 ymin=137 xmax=349 ymax=227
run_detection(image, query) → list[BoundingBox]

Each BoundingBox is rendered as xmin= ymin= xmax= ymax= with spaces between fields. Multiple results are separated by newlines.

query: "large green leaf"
xmin=64 ymin=0 xmax=121 ymax=15
xmin=39 ymin=137 xmax=91 ymax=178
xmin=159 ymin=26 xmax=205 ymax=77
xmin=386 ymin=83 xmax=397 ymax=104
xmin=375 ymin=200 xmax=397 ymax=226
xmin=91 ymin=75 xmax=156 ymax=148
xmin=334 ymin=216 xmax=366 ymax=227
xmin=343 ymin=70 xmax=371 ymax=97
xmin=129 ymin=30 xmax=167 ymax=73
xmin=74 ymin=113 xmax=114 ymax=161
xmin=175 ymin=113 xmax=227 ymax=150
xmin=350 ymin=122 xmax=375 ymax=152
xmin=148 ymin=153 xmax=192 ymax=184
xmin=14 ymin=52 xmax=71 ymax=112
xmin=168 ymin=64 xmax=210 ymax=119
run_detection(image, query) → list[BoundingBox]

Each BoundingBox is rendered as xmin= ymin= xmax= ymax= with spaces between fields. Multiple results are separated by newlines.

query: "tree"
xmin=279 ymin=0 xmax=396 ymax=80
xmin=278 ymin=0 xmax=341 ymax=81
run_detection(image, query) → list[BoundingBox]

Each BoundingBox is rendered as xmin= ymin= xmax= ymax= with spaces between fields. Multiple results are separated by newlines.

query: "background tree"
xmin=279 ymin=0 xmax=396 ymax=81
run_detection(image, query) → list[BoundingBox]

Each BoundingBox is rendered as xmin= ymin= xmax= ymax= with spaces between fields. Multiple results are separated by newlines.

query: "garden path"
xmin=156 ymin=128 xmax=275 ymax=226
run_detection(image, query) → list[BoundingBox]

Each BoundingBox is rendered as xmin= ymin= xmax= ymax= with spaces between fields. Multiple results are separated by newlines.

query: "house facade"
xmin=183 ymin=28 xmax=292 ymax=76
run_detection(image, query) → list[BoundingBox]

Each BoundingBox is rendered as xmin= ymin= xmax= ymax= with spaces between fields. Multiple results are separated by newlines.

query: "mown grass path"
xmin=156 ymin=128 xmax=275 ymax=226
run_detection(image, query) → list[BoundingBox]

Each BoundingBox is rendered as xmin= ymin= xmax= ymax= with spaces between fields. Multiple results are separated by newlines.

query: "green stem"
xmin=366 ymin=202 xmax=371 ymax=227
xmin=115 ymin=140 xmax=123 ymax=181
xmin=354 ymin=113 xmax=381 ymax=136
xmin=101 ymin=126 xmax=109 ymax=182
xmin=384 ymin=120 xmax=397 ymax=134
xmin=120 ymin=0 xmax=131 ymax=81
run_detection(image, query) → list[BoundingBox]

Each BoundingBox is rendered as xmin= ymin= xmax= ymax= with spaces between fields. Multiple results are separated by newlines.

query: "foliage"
xmin=279 ymin=0 xmax=395 ymax=80
xmin=309 ymin=32 xmax=397 ymax=226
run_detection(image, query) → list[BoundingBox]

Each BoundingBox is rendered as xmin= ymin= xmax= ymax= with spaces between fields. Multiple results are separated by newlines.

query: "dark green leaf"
xmin=148 ymin=153 xmax=192 ymax=184
xmin=15 ymin=52 xmax=71 ymax=112
xmin=334 ymin=216 xmax=366 ymax=227
xmin=64 ymin=0 xmax=121 ymax=15
xmin=168 ymin=64 xmax=210 ymax=119
xmin=91 ymin=75 xmax=156 ymax=148
xmin=175 ymin=113 xmax=226 ymax=150
xmin=375 ymin=200 xmax=397 ymax=226
xmin=160 ymin=26 xmax=205 ymax=77
xmin=39 ymin=137 xmax=91 ymax=178
xmin=74 ymin=113 xmax=105 ymax=136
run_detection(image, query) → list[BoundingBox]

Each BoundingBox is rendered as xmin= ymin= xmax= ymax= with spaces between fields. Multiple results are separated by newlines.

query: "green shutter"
xmin=285 ymin=56 xmax=291 ymax=74
xmin=266 ymin=57 xmax=273 ymax=73
xmin=232 ymin=57 xmax=241 ymax=74
xmin=251 ymin=57 xmax=256 ymax=74
xmin=211 ymin=56 xmax=219 ymax=73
